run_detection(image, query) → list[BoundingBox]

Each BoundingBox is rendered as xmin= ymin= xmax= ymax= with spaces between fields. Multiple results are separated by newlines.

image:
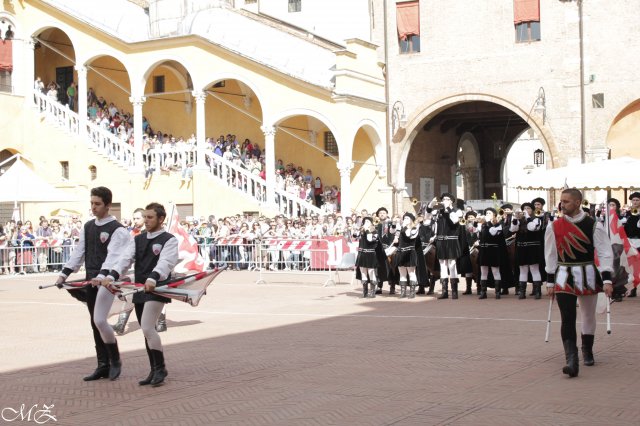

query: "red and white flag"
xmin=607 ymin=208 xmax=640 ymax=291
xmin=168 ymin=205 xmax=206 ymax=273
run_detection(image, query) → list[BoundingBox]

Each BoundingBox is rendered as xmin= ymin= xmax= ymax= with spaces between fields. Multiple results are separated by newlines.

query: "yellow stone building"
xmin=0 ymin=0 xmax=389 ymax=222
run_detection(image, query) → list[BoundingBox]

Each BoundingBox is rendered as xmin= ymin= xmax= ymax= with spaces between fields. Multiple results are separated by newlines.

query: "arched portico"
xmin=395 ymin=94 xmax=557 ymax=207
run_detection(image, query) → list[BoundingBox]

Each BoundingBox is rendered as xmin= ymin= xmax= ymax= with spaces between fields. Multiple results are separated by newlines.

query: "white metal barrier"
xmin=0 ymin=240 xmax=79 ymax=274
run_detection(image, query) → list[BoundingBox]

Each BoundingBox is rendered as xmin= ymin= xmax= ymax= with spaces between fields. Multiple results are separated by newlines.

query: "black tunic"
xmin=83 ymin=219 xmax=124 ymax=279
xmin=435 ymin=209 xmax=462 ymax=260
xmin=394 ymin=227 xmax=420 ymax=267
xmin=479 ymin=223 xmax=507 ymax=267
xmin=355 ymin=231 xmax=379 ymax=269
xmin=456 ymin=225 xmax=474 ymax=274
xmin=514 ymin=219 xmax=543 ymax=265
xmin=132 ymin=231 xmax=175 ymax=304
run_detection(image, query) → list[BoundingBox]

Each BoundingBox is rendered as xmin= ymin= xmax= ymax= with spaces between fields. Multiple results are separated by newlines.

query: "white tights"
xmin=519 ymin=264 xmax=541 ymax=282
xmin=480 ymin=265 xmax=501 ymax=280
xmin=439 ymin=259 xmax=458 ymax=279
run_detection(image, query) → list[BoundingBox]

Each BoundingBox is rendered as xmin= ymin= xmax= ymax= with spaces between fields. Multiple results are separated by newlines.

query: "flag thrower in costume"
xmin=119 ymin=269 xmax=223 ymax=307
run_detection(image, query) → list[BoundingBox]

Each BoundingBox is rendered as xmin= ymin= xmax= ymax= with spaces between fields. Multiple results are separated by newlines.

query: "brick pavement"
xmin=0 ymin=272 xmax=639 ymax=426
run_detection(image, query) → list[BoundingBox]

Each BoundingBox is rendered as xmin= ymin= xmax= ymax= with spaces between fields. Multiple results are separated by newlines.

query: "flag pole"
xmin=166 ymin=202 xmax=176 ymax=231
xmin=545 ymin=295 xmax=553 ymax=342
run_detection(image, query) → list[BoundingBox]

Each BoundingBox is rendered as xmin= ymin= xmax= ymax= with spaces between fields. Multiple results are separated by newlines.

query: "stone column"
xmin=129 ymin=95 xmax=146 ymax=173
xmin=192 ymin=90 xmax=207 ymax=168
xmin=75 ymin=65 xmax=87 ymax=137
xmin=337 ymin=161 xmax=354 ymax=217
xmin=24 ymin=39 xmax=36 ymax=107
xmin=261 ymin=125 xmax=276 ymax=206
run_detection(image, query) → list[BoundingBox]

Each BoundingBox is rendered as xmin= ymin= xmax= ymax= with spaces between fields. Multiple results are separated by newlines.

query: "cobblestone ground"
xmin=0 ymin=272 xmax=638 ymax=426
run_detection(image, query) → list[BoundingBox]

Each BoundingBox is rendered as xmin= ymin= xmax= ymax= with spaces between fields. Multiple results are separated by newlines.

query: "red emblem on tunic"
xmin=553 ymin=218 xmax=590 ymax=262
xmin=152 ymin=243 xmax=162 ymax=256
xmin=99 ymin=232 xmax=109 ymax=243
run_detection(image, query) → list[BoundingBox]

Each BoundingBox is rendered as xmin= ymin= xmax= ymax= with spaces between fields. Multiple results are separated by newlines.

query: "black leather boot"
xmin=416 ymin=284 xmax=426 ymax=295
xmin=426 ymin=279 xmax=435 ymax=295
xmin=629 ymin=288 xmax=637 ymax=298
xmin=83 ymin=345 xmax=110 ymax=381
xmin=368 ymin=281 xmax=377 ymax=298
xmin=389 ymin=283 xmax=396 ymax=295
xmin=581 ymin=334 xmax=595 ymax=366
xmin=451 ymin=278 xmax=459 ymax=299
xmin=105 ymin=342 xmax=122 ymax=380
xmin=408 ymin=281 xmax=416 ymax=299
xmin=478 ymin=280 xmax=487 ymax=299
xmin=518 ymin=282 xmax=527 ymax=299
xmin=112 ymin=310 xmax=131 ymax=335
xmin=462 ymin=277 xmax=473 ymax=295
xmin=534 ymin=281 xmax=542 ymax=300
xmin=156 ymin=312 xmax=167 ymax=332
xmin=562 ymin=340 xmax=579 ymax=377
xmin=438 ymin=278 xmax=449 ymax=299
xmin=150 ymin=349 xmax=168 ymax=386
xmin=362 ymin=281 xmax=368 ymax=298
xmin=495 ymin=280 xmax=502 ymax=299
xmin=399 ymin=283 xmax=407 ymax=298
xmin=500 ymin=286 xmax=509 ymax=295
xmin=139 ymin=340 xmax=155 ymax=386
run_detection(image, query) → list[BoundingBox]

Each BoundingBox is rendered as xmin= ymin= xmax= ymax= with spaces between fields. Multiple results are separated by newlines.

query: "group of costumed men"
xmin=354 ymin=192 xmax=549 ymax=301
xmin=54 ymin=187 xmax=178 ymax=387
xmin=354 ymin=189 xmax=639 ymax=378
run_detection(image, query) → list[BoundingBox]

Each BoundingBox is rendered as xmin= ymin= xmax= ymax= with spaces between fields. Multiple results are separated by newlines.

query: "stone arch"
xmin=199 ymin=72 xmax=265 ymax=120
xmin=137 ymin=56 xmax=199 ymax=93
xmin=396 ymin=93 xmax=557 ymax=191
xmin=606 ymin=99 xmax=640 ymax=158
xmin=270 ymin=108 xmax=341 ymax=158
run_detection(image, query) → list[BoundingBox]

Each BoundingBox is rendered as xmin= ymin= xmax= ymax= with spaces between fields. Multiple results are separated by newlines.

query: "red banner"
xmin=310 ymin=237 xmax=349 ymax=269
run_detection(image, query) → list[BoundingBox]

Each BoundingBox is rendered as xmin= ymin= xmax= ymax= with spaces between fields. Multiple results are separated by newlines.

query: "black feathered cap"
xmin=532 ymin=197 xmax=546 ymax=206
xmin=376 ymin=207 xmax=388 ymax=216
xmin=484 ymin=207 xmax=497 ymax=215
xmin=629 ymin=192 xmax=640 ymax=201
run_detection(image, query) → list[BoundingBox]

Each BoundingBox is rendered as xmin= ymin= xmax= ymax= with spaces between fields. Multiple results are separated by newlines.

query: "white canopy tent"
xmin=0 ymin=155 xmax=79 ymax=221
xmin=512 ymin=156 xmax=640 ymax=191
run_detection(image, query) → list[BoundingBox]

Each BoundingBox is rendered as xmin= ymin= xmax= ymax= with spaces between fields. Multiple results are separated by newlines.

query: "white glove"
xmin=526 ymin=218 xmax=541 ymax=232
xmin=489 ymin=226 xmax=501 ymax=236
xmin=620 ymin=217 xmax=628 ymax=225
xmin=449 ymin=212 xmax=459 ymax=224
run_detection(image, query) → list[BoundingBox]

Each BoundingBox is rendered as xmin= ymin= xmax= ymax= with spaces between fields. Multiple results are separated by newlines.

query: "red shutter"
xmin=0 ymin=39 xmax=12 ymax=72
xmin=397 ymin=1 xmax=420 ymax=41
xmin=514 ymin=0 xmax=540 ymax=24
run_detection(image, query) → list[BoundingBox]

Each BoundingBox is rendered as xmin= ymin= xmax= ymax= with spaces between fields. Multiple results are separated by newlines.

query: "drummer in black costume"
xmin=478 ymin=208 xmax=507 ymax=299
xmin=355 ymin=217 xmax=381 ymax=298
xmin=393 ymin=212 xmax=421 ymax=298
xmin=105 ymin=202 xmax=179 ymax=386
xmin=509 ymin=202 xmax=544 ymax=299
xmin=429 ymin=193 xmax=463 ymax=299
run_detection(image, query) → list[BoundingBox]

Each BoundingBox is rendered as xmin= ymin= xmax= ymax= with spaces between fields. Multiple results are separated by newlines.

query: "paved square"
xmin=1 ymin=272 xmax=639 ymax=426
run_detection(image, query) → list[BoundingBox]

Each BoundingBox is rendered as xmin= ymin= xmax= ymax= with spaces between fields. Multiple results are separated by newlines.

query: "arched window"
xmin=89 ymin=165 xmax=97 ymax=180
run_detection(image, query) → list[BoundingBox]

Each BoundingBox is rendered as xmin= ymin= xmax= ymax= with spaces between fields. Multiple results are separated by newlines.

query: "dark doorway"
xmin=56 ymin=66 xmax=74 ymax=102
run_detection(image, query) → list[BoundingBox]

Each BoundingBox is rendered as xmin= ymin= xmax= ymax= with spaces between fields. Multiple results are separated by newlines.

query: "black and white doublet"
xmin=478 ymin=223 xmax=506 ymax=267
xmin=133 ymin=231 xmax=177 ymax=304
xmin=512 ymin=217 xmax=543 ymax=265
xmin=435 ymin=208 xmax=462 ymax=260
xmin=544 ymin=213 xmax=613 ymax=296
xmin=394 ymin=227 xmax=419 ymax=267
xmin=356 ymin=231 xmax=379 ymax=269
